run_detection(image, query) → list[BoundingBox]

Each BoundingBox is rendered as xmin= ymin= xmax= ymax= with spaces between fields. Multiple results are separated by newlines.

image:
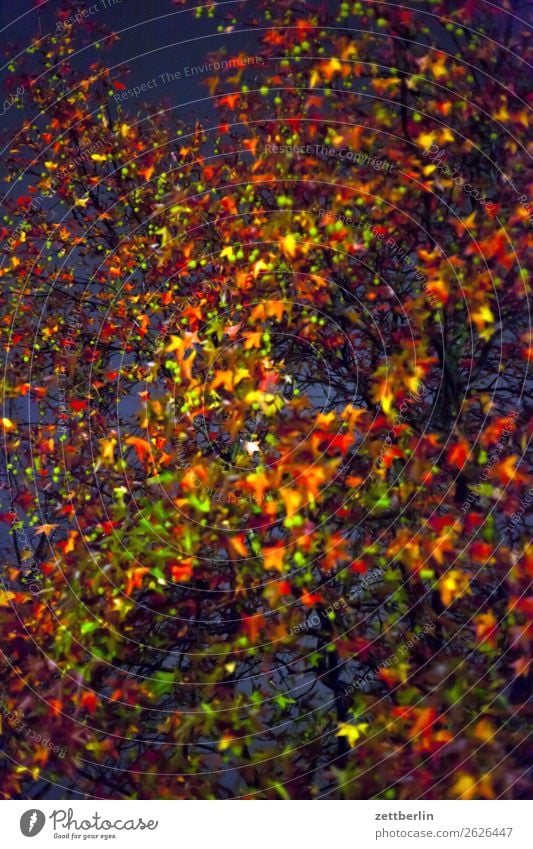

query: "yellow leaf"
xmin=473 ymin=719 xmax=496 ymax=743
xmin=98 ymin=437 xmax=117 ymax=466
xmin=323 ymin=58 xmax=342 ymax=79
xmin=281 ymin=234 xmax=297 ymax=258
xmin=245 ymin=471 xmax=271 ymax=503
xmin=440 ymin=127 xmax=455 ymax=144
xmin=493 ymin=105 xmax=510 ymax=122
xmin=63 ymin=532 xmax=77 ymax=554
xmin=336 ymin=722 xmax=369 ymax=747
xmin=263 ymin=544 xmax=286 ymax=573
xmin=253 ymin=259 xmax=269 ymax=277
xmin=0 ymin=591 xmax=16 ymax=607
xmin=472 ymin=304 xmax=494 ymax=330
xmin=218 ymin=734 xmax=234 ymax=752
xmin=418 ymin=130 xmax=438 ymax=150
xmin=439 ymin=569 xmax=470 ymax=607
xmin=156 ymin=226 xmax=172 ymax=248
xmin=376 ymin=380 xmax=393 ymax=415
xmin=33 ymin=523 xmax=59 ymax=537
xmin=220 ymin=246 xmax=236 ymax=261
xmin=280 ymin=488 xmax=302 ymax=516
xmin=452 ymin=772 xmax=478 ymax=800
xmin=430 ymin=54 xmax=448 ymax=80
xmin=315 ymin=411 xmax=336 ymax=428
xmin=405 ymin=367 xmax=425 ymax=394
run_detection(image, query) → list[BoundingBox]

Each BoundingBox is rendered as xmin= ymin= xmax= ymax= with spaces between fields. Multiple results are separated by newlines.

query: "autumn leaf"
xmin=439 ymin=570 xmax=470 ymax=607
xmin=336 ymin=721 xmax=369 ymax=747
xmin=0 ymin=591 xmax=17 ymax=606
xmin=33 ymin=523 xmax=59 ymax=537
xmin=263 ymin=544 xmax=286 ymax=573
xmin=447 ymin=440 xmax=469 ymax=470
xmin=474 ymin=612 xmax=498 ymax=648
xmin=242 ymin=613 xmax=265 ymax=644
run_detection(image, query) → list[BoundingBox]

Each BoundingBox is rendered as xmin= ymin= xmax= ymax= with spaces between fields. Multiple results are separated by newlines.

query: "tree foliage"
xmin=0 ymin=0 xmax=531 ymax=799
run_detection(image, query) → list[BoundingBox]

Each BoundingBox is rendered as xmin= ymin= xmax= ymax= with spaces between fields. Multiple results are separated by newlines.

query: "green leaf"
xmin=80 ymin=622 xmax=100 ymax=635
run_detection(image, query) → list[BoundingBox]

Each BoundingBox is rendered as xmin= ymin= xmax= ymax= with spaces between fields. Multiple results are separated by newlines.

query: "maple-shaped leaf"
xmin=447 ymin=440 xmax=469 ymax=470
xmin=494 ymin=455 xmax=530 ymax=485
xmin=242 ymin=613 xmax=265 ymax=644
xmin=439 ymin=570 xmax=470 ymax=607
xmin=33 ymin=523 xmax=59 ymax=537
xmin=336 ymin=721 xmax=369 ymax=747
xmin=474 ymin=612 xmax=498 ymax=648
xmin=263 ymin=544 xmax=286 ymax=572
xmin=0 ymin=591 xmax=17 ymax=606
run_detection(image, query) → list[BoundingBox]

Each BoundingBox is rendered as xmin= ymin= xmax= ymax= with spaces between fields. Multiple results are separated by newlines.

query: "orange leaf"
xmin=227 ymin=535 xmax=248 ymax=558
xmin=474 ymin=612 xmax=498 ymax=648
xmin=263 ymin=544 xmax=286 ymax=573
xmin=125 ymin=436 xmax=152 ymax=462
xmin=243 ymin=331 xmax=263 ymax=350
xmin=494 ymin=455 xmax=529 ymax=485
xmin=242 ymin=613 xmax=265 ymax=643
xmin=447 ymin=440 xmax=469 ymax=470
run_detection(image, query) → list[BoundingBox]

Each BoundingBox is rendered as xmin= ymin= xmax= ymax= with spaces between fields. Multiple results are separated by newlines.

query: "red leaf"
xmin=81 ymin=692 xmax=98 ymax=714
xmin=447 ymin=440 xmax=469 ymax=470
xmin=242 ymin=613 xmax=265 ymax=643
xmin=301 ymin=591 xmax=322 ymax=606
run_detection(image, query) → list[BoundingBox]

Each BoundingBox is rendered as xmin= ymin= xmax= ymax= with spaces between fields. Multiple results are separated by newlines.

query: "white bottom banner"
xmin=2 ymin=800 xmax=530 ymax=848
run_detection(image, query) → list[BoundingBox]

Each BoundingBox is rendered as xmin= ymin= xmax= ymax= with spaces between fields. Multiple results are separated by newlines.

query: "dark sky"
xmin=1 ymin=0 xmax=265 ymax=128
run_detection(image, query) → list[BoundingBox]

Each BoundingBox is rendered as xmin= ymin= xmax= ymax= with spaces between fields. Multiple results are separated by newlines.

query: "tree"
xmin=0 ymin=0 xmax=531 ymax=799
